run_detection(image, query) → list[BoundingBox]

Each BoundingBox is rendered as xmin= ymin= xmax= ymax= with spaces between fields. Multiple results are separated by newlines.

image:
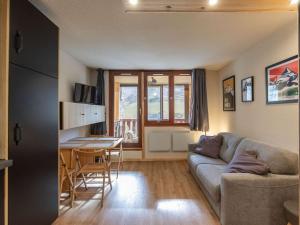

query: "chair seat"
xmin=79 ymin=164 xmax=106 ymax=173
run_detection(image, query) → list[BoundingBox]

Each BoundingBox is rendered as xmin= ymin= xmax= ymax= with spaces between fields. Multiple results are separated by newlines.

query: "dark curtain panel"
xmin=189 ymin=69 xmax=209 ymax=132
xmin=91 ymin=69 xmax=107 ymax=135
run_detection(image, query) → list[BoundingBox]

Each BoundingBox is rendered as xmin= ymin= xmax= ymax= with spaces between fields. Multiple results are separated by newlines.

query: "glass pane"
xmin=148 ymin=86 xmax=161 ymax=121
xmin=147 ymin=75 xmax=169 ymax=121
xmin=175 ymin=85 xmax=185 ymax=120
xmin=163 ymin=85 xmax=169 ymax=120
xmin=113 ymin=75 xmax=139 ymax=144
xmin=120 ymin=86 xmax=137 ymax=120
xmin=174 ymin=75 xmax=191 ymax=123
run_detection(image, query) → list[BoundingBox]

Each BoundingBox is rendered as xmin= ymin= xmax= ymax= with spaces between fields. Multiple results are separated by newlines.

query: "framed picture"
xmin=223 ymin=76 xmax=236 ymax=111
xmin=265 ymin=55 xmax=299 ymax=104
xmin=241 ymin=76 xmax=254 ymax=102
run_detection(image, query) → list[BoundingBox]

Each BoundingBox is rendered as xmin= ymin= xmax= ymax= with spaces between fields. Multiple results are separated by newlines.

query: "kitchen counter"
xmin=0 ymin=160 xmax=13 ymax=171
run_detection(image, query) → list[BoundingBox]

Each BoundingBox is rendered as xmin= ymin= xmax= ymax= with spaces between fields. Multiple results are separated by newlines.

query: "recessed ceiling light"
xmin=291 ymin=0 xmax=299 ymax=4
xmin=129 ymin=0 xmax=138 ymax=6
xmin=209 ymin=0 xmax=218 ymax=6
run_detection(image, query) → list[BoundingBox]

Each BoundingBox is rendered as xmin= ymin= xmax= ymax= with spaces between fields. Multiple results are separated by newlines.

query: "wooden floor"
xmin=54 ymin=161 xmax=220 ymax=225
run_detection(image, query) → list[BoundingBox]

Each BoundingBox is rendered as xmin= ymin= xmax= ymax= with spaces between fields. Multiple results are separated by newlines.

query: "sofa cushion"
xmin=196 ymin=164 xmax=226 ymax=202
xmin=218 ymin=132 xmax=243 ymax=163
xmin=188 ymin=152 xmax=227 ymax=171
xmin=235 ymin=138 xmax=298 ymax=175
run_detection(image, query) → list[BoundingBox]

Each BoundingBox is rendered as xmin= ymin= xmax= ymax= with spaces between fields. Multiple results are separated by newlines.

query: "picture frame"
xmin=241 ymin=76 xmax=254 ymax=102
xmin=265 ymin=55 xmax=299 ymax=104
xmin=223 ymin=76 xmax=236 ymax=111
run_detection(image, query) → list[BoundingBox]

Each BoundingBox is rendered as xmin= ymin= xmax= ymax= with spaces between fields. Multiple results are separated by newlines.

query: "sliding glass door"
xmin=109 ymin=71 xmax=142 ymax=148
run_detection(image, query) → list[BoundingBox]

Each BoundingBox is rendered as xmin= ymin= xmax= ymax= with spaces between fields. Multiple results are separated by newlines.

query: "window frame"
xmin=174 ymin=84 xmax=190 ymax=124
xmin=144 ymin=70 xmax=192 ymax=127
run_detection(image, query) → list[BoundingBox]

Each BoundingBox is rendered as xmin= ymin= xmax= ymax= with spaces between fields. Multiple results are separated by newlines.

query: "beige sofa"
xmin=188 ymin=132 xmax=299 ymax=225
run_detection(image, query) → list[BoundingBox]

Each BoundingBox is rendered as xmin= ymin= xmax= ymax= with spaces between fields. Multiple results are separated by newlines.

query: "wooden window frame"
xmin=144 ymin=70 xmax=192 ymax=127
xmin=109 ymin=70 xmax=143 ymax=148
xmin=174 ymin=84 xmax=190 ymax=124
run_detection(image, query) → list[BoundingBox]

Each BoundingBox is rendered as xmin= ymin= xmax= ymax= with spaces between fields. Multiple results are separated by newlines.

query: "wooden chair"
xmin=60 ymin=149 xmax=88 ymax=207
xmin=71 ymin=148 xmax=112 ymax=207
xmin=59 ymin=152 xmax=76 ymax=200
xmin=108 ymin=142 xmax=123 ymax=178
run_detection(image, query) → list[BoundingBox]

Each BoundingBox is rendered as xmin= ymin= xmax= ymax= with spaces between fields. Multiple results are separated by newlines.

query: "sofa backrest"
xmin=235 ymin=138 xmax=299 ymax=175
xmin=218 ymin=132 xmax=243 ymax=163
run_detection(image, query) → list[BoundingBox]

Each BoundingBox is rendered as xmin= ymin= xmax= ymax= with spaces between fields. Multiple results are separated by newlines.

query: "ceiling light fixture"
xmin=129 ymin=0 xmax=138 ymax=6
xmin=291 ymin=0 xmax=299 ymax=4
xmin=209 ymin=0 xmax=218 ymax=6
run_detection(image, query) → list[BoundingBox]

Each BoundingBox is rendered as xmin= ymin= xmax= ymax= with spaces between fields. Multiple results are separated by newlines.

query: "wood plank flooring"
xmin=54 ymin=161 xmax=220 ymax=225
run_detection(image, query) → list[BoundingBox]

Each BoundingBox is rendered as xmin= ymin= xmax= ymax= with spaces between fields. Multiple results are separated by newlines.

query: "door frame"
xmin=0 ymin=1 xmax=10 ymax=225
xmin=109 ymin=70 xmax=143 ymax=149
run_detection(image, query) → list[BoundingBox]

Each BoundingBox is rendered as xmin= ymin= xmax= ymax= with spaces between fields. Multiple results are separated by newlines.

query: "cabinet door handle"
xmin=14 ymin=123 xmax=22 ymax=146
xmin=15 ymin=31 xmax=24 ymax=54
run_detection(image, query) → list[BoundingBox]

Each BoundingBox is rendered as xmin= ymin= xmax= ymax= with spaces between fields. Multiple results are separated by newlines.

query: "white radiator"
xmin=148 ymin=131 xmax=194 ymax=152
xmin=148 ymin=132 xmax=172 ymax=152
xmin=172 ymin=131 xmax=195 ymax=152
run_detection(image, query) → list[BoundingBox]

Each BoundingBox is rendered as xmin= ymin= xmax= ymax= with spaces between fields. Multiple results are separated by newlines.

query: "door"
xmin=109 ymin=71 xmax=142 ymax=148
xmin=8 ymin=64 xmax=58 ymax=225
xmin=10 ymin=0 xmax=58 ymax=77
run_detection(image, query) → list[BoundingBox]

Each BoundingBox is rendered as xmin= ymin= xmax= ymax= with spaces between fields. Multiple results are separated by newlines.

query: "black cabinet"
xmin=10 ymin=0 xmax=58 ymax=78
xmin=8 ymin=0 xmax=59 ymax=224
xmin=8 ymin=64 xmax=58 ymax=225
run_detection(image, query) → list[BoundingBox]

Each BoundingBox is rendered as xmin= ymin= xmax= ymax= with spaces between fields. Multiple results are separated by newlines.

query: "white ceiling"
xmin=30 ymin=0 xmax=297 ymax=70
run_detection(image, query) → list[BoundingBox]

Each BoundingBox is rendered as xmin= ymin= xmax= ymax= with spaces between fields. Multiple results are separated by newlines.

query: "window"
xmin=147 ymin=75 xmax=169 ymax=121
xmin=144 ymin=71 xmax=191 ymax=126
xmin=174 ymin=75 xmax=191 ymax=124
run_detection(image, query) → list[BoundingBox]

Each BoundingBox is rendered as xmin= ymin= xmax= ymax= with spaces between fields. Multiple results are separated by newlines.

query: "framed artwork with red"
xmin=265 ymin=55 xmax=299 ymax=104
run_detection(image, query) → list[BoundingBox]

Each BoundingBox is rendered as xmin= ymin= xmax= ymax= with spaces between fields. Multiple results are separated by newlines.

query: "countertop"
xmin=0 ymin=160 xmax=13 ymax=171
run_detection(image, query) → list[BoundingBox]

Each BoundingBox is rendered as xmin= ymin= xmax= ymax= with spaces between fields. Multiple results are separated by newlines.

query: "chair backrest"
xmin=74 ymin=149 xmax=106 ymax=166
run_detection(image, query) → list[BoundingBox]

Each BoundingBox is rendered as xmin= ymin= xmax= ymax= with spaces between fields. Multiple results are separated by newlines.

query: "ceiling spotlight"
xmin=209 ymin=0 xmax=218 ymax=6
xmin=291 ymin=0 xmax=299 ymax=4
xmin=129 ymin=0 xmax=138 ymax=6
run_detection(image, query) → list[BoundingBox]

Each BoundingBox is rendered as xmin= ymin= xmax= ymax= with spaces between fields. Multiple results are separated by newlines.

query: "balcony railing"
xmin=114 ymin=119 xmax=138 ymax=143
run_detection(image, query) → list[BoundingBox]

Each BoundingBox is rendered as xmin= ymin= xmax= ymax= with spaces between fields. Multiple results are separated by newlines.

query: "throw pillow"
xmin=194 ymin=135 xmax=223 ymax=159
xmin=225 ymin=151 xmax=270 ymax=175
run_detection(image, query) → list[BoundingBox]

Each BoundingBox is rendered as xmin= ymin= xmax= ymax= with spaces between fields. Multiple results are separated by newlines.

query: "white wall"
xmin=218 ymin=20 xmax=298 ymax=152
xmin=59 ymin=50 xmax=97 ymax=142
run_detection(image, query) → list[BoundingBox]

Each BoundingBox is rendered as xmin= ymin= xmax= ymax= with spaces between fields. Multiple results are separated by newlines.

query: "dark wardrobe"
xmin=8 ymin=0 xmax=59 ymax=224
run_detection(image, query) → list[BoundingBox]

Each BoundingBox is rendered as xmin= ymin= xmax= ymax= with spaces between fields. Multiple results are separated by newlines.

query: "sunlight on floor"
xmin=156 ymin=199 xmax=198 ymax=212
xmin=55 ymin=162 xmax=220 ymax=225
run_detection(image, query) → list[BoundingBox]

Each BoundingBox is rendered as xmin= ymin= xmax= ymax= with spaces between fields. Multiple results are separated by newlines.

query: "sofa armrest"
xmin=188 ymin=143 xmax=198 ymax=152
xmin=221 ymin=173 xmax=298 ymax=225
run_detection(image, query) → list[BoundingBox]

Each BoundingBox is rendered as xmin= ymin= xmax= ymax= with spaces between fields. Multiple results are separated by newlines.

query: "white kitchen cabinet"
xmin=60 ymin=102 xmax=105 ymax=130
